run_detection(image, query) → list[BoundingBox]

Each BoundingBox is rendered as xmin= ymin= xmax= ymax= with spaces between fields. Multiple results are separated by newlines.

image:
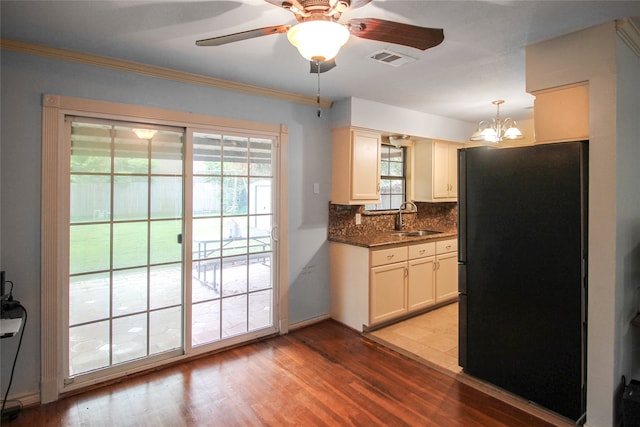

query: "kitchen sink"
xmin=391 ymin=230 xmax=443 ymax=237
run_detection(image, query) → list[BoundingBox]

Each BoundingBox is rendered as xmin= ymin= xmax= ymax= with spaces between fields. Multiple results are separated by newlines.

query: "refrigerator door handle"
xmin=458 ymin=263 xmax=467 ymax=294
xmin=458 ymin=149 xmax=467 ymax=263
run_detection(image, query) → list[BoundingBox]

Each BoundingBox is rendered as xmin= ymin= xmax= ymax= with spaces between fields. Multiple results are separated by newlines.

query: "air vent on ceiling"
xmin=368 ymin=49 xmax=417 ymax=67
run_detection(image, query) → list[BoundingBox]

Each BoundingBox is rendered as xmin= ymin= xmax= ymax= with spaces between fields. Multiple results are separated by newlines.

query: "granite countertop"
xmin=328 ymin=229 xmax=458 ymax=249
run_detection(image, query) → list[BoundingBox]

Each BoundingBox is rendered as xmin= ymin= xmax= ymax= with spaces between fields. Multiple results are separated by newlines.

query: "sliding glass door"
xmin=64 ymin=118 xmax=278 ymax=384
xmin=68 ymin=120 xmax=184 ymax=378
xmin=190 ymin=131 xmax=275 ymax=347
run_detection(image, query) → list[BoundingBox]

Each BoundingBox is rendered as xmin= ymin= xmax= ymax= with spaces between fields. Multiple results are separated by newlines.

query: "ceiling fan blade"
xmin=309 ymin=58 xmax=337 ymax=73
xmin=196 ymin=25 xmax=291 ymax=47
xmin=347 ymin=18 xmax=444 ymax=51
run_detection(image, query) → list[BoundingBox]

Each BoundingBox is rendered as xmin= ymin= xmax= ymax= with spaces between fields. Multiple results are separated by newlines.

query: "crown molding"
xmin=616 ymin=18 xmax=640 ymax=57
xmin=0 ymin=38 xmax=333 ymax=109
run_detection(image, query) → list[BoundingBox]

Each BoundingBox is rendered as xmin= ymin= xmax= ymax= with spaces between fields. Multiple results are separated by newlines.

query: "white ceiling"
xmin=2 ymin=1 xmax=640 ymax=123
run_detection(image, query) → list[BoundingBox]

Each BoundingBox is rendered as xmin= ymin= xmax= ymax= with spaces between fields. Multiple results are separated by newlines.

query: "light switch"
xmin=313 ymin=183 xmax=319 ymax=194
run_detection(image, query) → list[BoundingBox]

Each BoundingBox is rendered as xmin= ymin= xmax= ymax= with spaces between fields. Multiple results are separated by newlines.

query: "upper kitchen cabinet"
xmin=331 ymin=127 xmax=381 ymax=205
xmin=412 ymin=139 xmax=463 ymax=202
xmin=533 ymin=83 xmax=589 ymax=144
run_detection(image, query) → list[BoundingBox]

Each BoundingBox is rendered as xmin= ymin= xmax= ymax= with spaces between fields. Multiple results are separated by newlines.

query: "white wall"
xmin=0 ymin=50 xmax=333 ymax=400
xmin=527 ymin=21 xmax=640 ymax=427
xmin=334 ymin=97 xmax=473 ymax=142
xmin=616 ymin=25 xmax=640 ymax=383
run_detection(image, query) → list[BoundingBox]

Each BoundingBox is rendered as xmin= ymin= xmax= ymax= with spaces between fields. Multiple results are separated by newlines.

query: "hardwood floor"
xmin=7 ymin=320 xmax=555 ymax=426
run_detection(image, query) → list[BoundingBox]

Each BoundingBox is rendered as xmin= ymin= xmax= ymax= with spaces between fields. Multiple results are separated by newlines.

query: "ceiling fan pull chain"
xmin=316 ymin=60 xmax=322 ymax=118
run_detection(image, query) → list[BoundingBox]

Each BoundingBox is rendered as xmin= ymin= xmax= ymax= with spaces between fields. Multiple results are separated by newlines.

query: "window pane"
xmin=222 ymin=294 xmax=247 ymax=338
xmin=151 ymin=132 xmax=183 ymax=175
xmin=150 ymin=264 xmax=182 ymax=309
xmin=223 ymin=177 xmax=248 ymax=216
xmin=114 ymin=128 xmax=148 ymax=174
xmin=113 ymin=268 xmax=147 ymax=317
xmin=222 ymin=136 xmax=248 ymax=175
xmin=150 ymin=220 xmax=182 ymax=264
xmin=222 ymin=217 xmax=248 ymax=256
xmin=113 ymin=222 xmax=148 ymax=269
xmin=71 ymin=175 xmax=111 ymax=223
xmin=192 ymin=260 xmax=220 ymax=303
xmin=151 ymin=176 xmax=182 ymax=219
xmin=388 ymin=161 xmax=404 ymax=177
xmin=249 ymin=178 xmax=272 ymax=215
xmin=150 ymin=307 xmax=181 ymax=355
xmin=249 ymin=137 xmax=272 ymax=177
xmin=112 ymin=313 xmax=147 ymax=364
xmin=249 ymin=289 xmax=272 ymax=331
xmin=70 ymin=224 xmax=111 ymax=274
xmin=221 ymin=255 xmax=248 ymax=297
xmin=249 ymin=220 xmax=271 ymax=253
xmin=114 ymin=175 xmax=148 ymax=221
xmin=193 ymin=218 xmax=221 ymax=260
xmin=193 ymin=133 xmax=221 ymax=175
xmin=192 ymin=300 xmax=220 ymax=346
xmin=249 ymin=253 xmax=271 ymax=292
xmin=69 ymin=321 xmax=110 ymax=376
xmin=70 ymin=123 xmax=112 ymax=174
xmin=69 ymin=272 xmax=110 ymax=325
xmin=193 ymin=176 xmax=221 ymax=217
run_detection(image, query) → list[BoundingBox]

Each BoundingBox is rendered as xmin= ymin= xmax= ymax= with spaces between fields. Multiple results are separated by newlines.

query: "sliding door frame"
xmin=41 ymin=94 xmax=289 ymax=403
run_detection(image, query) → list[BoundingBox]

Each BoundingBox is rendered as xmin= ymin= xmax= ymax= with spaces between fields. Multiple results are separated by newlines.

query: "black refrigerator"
xmin=458 ymin=141 xmax=587 ymax=422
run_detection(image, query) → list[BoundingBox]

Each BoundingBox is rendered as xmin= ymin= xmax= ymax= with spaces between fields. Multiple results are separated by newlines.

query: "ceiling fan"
xmin=196 ymin=0 xmax=444 ymax=73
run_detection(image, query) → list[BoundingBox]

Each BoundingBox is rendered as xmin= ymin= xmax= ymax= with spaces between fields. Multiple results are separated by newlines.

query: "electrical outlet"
xmin=355 ymin=213 xmax=361 ymax=225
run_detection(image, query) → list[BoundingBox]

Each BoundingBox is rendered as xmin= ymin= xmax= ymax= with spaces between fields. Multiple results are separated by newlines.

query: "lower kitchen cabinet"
xmin=407 ymin=243 xmax=436 ymax=311
xmin=370 ymin=260 xmax=408 ymax=324
xmin=435 ymin=239 xmax=458 ymax=302
xmin=330 ymin=238 xmax=457 ymax=331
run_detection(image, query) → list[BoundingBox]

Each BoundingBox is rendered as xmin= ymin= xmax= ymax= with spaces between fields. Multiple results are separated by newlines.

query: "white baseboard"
xmin=4 ymin=390 xmax=40 ymax=410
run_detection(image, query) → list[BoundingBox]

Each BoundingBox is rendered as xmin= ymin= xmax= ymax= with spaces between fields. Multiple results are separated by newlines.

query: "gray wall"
xmin=0 ymin=50 xmax=333 ymax=398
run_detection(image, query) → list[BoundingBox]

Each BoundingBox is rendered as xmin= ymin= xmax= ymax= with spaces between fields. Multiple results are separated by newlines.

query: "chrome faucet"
xmin=395 ymin=201 xmax=418 ymax=231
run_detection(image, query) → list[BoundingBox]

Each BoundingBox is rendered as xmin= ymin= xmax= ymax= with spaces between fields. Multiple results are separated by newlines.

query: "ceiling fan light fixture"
xmin=133 ymin=128 xmax=157 ymax=140
xmin=287 ymin=19 xmax=350 ymax=61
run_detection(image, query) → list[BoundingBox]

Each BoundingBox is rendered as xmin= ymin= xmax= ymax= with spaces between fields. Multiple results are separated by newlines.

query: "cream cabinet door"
xmin=435 ymin=251 xmax=458 ymax=302
xmin=413 ymin=139 xmax=460 ymax=202
xmin=351 ymin=130 xmax=381 ymax=201
xmin=370 ymin=262 xmax=407 ymax=325
xmin=447 ymin=143 xmax=459 ymax=197
xmin=408 ymin=257 xmax=436 ymax=311
xmin=432 ymin=140 xmax=451 ymax=198
xmin=331 ymin=128 xmax=381 ymax=204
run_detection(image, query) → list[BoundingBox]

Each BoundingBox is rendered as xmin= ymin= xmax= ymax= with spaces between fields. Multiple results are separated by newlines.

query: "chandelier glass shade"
xmin=470 ymin=100 xmax=524 ymax=143
xmin=287 ymin=19 xmax=350 ymax=62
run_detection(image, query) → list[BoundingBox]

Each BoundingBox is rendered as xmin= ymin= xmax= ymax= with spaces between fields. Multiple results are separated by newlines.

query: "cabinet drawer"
xmin=371 ymin=246 xmax=408 ymax=267
xmin=436 ymin=239 xmax=457 ymax=254
xmin=409 ymin=242 xmax=436 ymax=259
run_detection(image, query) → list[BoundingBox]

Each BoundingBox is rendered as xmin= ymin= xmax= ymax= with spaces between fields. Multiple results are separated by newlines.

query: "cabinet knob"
xmin=419 ymin=249 xmax=425 ymax=255
xmin=387 ymin=254 xmax=394 ymax=260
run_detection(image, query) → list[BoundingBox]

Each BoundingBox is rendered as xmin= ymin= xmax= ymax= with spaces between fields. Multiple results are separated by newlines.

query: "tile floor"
xmin=369 ymin=301 xmax=461 ymax=374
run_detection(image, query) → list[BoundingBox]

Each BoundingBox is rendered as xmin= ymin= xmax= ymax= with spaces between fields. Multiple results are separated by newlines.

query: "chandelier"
xmin=470 ymin=100 xmax=524 ymax=143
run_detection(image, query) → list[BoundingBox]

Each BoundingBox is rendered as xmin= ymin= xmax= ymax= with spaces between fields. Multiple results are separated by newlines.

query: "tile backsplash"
xmin=328 ymin=202 xmax=458 ymax=238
